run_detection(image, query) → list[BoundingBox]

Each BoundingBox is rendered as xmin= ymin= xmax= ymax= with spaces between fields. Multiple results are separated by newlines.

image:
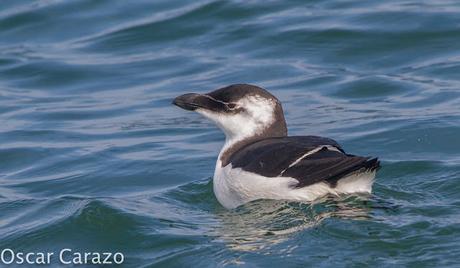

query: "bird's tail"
xmin=361 ymin=157 xmax=381 ymax=172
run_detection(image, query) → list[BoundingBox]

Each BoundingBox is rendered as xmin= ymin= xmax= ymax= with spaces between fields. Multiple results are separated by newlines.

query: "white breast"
xmin=213 ymin=160 xmax=375 ymax=209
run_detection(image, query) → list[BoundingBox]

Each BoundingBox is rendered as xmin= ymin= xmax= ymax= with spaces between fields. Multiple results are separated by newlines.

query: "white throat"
xmin=196 ymin=95 xmax=277 ymax=159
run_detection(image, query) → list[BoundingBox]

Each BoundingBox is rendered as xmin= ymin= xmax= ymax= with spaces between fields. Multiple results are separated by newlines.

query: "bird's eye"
xmin=227 ymin=103 xmax=237 ymax=109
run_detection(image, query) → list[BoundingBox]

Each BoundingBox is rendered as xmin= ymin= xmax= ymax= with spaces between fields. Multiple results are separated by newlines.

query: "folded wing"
xmin=229 ymin=136 xmax=380 ymax=188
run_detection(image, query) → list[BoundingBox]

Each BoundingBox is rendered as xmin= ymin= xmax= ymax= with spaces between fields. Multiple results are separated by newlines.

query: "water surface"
xmin=1 ymin=0 xmax=460 ymax=267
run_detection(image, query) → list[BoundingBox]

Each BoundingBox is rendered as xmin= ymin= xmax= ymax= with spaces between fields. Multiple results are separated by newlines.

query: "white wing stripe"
xmin=279 ymin=145 xmax=341 ymax=176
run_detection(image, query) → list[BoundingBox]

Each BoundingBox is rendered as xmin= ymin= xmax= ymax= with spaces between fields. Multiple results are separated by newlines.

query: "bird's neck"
xmin=218 ymin=135 xmax=259 ymax=163
xmin=218 ymin=121 xmax=287 ymax=167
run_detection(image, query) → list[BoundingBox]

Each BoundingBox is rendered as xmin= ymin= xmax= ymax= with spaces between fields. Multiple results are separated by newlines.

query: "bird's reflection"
xmin=211 ymin=194 xmax=374 ymax=252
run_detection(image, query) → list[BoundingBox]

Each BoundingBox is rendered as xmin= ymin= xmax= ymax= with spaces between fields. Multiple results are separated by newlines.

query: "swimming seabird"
xmin=173 ymin=84 xmax=380 ymax=209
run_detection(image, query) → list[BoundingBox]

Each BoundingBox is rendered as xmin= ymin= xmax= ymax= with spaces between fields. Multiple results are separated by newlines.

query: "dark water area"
xmin=0 ymin=0 xmax=459 ymax=267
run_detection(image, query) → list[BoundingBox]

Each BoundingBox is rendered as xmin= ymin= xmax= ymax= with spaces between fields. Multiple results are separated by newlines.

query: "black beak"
xmin=172 ymin=93 xmax=225 ymax=112
xmin=172 ymin=93 xmax=203 ymax=111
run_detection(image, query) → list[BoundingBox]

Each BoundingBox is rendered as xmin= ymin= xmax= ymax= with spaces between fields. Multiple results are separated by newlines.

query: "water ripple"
xmin=0 ymin=0 xmax=459 ymax=266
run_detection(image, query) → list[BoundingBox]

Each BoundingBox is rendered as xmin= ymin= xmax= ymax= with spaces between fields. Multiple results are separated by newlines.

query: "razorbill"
xmin=173 ymin=84 xmax=380 ymax=209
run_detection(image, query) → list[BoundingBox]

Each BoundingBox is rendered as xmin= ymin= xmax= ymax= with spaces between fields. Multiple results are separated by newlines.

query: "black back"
xmin=228 ymin=136 xmax=380 ymax=188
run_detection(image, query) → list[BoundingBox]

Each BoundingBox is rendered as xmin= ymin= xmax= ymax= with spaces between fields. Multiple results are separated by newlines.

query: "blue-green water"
xmin=1 ymin=0 xmax=460 ymax=267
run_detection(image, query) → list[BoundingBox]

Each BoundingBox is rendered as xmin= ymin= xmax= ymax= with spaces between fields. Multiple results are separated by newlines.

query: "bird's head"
xmin=173 ymin=84 xmax=287 ymax=144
